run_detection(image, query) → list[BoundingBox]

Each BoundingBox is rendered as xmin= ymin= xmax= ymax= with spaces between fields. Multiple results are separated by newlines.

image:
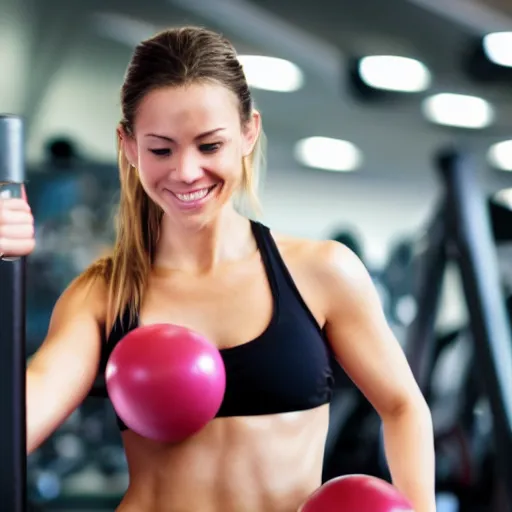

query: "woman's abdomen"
xmin=117 ymin=405 xmax=329 ymax=512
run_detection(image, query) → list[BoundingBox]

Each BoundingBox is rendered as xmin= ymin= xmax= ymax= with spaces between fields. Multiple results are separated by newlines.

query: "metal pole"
xmin=0 ymin=114 xmax=27 ymax=512
xmin=405 ymin=204 xmax=447 ymax=395
xmin=437 ymin=147 xmax=512 ymax=509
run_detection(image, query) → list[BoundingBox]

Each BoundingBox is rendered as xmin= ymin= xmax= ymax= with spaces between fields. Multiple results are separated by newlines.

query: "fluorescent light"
xmin=483 ymin=32 xmax=512 ymax=68
xmin=358 ymin=55 xmax=431 ymax=92
xmin=494 ymin=188 xmax=512 ymax=208
xmin=422 ymin=93 xmax=494 ymax=129
xmin=238 ymin=55 xmax=303 ymax=92
xmin=294 ymin=137 xmax=362 ymax=172
xmin=488 ymin=140 xmax=512 ymax=171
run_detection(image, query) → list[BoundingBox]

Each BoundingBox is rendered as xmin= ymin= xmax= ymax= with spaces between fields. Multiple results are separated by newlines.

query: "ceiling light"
xmin=494 ymin=188 xmax=512 ymax=208
xmin=238 ymin=55 xmax=304 ymax=92
xmin=422 ymin=93 xmax=494 ymax=129
xmin=488 ymin=140 xmax=512 ymax=171
xmin=483 ymin=32 xmax=512 ymax=68
xmin=358 ymin=55 xmax=431 ymax=92
xmin=294 ymin=137 xmax=362 ymax=172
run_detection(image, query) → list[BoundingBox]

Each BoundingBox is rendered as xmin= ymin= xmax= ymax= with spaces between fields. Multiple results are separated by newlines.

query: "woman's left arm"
xmin=315 ymin=241 xmax=436 ymax=512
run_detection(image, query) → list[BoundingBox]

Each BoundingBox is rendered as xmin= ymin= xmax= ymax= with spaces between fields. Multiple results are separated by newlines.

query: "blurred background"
xmin=2 ymin=0 xmax=512 ymax=510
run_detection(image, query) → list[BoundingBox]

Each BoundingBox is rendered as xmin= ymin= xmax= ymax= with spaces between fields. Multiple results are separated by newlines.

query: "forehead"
xmin=134 ymin=83 xmax=240 ymax=135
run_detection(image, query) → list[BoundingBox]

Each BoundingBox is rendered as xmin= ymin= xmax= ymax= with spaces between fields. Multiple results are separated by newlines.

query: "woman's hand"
xmin=0 ymin=189 xmax=35 ymax=258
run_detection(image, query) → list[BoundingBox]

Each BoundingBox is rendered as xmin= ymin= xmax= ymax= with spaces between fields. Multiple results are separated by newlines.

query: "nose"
xmin=172 ymin=151 xmax=205 ymax=184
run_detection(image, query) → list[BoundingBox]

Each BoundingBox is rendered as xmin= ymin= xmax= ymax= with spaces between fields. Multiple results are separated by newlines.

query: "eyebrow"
xmin=145 ymin=128 xmax=226 ymax=142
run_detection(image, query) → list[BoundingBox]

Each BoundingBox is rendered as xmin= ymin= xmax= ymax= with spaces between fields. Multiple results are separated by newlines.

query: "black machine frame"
xmin=0 ymin=115 xmax=28 ymax=512
xmin=406 ymin=148 xmax=512 ymax=511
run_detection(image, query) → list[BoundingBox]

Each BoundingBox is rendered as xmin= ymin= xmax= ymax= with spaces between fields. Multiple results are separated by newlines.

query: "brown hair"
xmin=81 ymin=26 xmax=266 ymax=331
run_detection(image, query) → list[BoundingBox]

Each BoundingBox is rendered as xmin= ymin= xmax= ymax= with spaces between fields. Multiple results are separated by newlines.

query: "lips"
xmin=164 ymin=184 xmax=219 ymax=210
xmin=173 ymin=186 xmax=215 ymax=203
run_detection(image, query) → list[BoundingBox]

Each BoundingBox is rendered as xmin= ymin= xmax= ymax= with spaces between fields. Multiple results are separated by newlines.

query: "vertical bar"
xmin=437 ymin=148 xmax=512 ymax=509
xmin=0 ymin=114 xmax=27 ymax=512
xmin=405 ymin=204 xmax=447 ymax=395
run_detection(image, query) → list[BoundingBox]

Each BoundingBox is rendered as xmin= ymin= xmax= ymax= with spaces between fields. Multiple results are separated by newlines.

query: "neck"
xmin=153 ymin=206 xmax=256 ymax=274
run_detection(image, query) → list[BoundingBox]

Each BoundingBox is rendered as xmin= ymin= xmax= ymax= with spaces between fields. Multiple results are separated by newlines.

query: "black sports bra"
xmin=97 ymin=221 xmax=336 ymax=429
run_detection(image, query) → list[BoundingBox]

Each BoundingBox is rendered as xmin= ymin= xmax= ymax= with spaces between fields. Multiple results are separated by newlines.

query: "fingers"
xmin=0 ymin=196 xmax=35 ymax=258
xmin=0 ymin=197 xmax=31 ymax=212
xmin=0 ymin=222 xmax=34 ymax=239
xmin=0 ymin=208 xmax=33 ymax=225
xmin=0 ymin=197 xmax=33 ymax=226
xmin=0 ymin=238 xmax=35 ymax=257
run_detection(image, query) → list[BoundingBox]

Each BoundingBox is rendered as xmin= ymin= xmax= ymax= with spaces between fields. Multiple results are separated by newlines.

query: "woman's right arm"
xmin=26 ymin=274 xmax=107 ymax=454
xmin=1 ymin=193 xmax=107 ymax=453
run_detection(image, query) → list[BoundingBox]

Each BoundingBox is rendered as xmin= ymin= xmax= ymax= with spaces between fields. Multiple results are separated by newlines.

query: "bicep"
xmin=321 ymin=243 xmax=424 ymax=417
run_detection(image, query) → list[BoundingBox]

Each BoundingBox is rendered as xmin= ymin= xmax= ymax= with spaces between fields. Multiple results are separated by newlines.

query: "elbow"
xmin=382 ymin=390 xmax=432 ymax=426
xmin=380 ymin=396 xmax=435 ymax=451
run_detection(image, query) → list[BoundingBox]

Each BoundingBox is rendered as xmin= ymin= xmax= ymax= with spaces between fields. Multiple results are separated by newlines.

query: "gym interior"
xmin=1 ymin=0 xmax=512 ymax=510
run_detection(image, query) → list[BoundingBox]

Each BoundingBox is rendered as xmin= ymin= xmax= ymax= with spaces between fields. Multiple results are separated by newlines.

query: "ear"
xmin=241 ymin=110 xmax=261 ymax=157
xmin=117 ymin=124 xmax=138 ymax=167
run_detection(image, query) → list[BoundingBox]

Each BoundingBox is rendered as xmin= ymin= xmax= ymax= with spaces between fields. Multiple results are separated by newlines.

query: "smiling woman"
xmin=0 ymin=25 xmax=436 ymax=512
xmin=126 ymin=84 xmax=257 ymax=219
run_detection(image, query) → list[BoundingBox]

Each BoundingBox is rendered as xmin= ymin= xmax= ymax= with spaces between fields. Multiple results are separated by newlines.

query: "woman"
xmin=0 ymin=26 xmax=435 ymax=512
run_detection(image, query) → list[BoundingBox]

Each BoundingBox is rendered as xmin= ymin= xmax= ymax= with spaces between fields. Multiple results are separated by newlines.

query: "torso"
xmin=103 ymin=224 xmax=337 ymax=512
xmin=119 ymin=406 xmax=330 ymax=512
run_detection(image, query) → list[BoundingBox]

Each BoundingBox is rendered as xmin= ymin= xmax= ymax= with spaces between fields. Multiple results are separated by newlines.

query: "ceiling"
xmin=1 ymin=0 xmax=512 ymax=191
xmin=480 ymin=0 xmax=512 ymax=17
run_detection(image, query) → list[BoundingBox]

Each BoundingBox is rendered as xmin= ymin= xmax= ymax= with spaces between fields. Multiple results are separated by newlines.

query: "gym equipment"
xmin=24 ymin=159 xmax=118 ymax=355
xmin=380 ymin=237 xmax=416 ymax=327
xmin=106 ymin=323 xmax=226 ymax=442
xmin=300 ymin=474 xmax=413 ymax=512
xmin=406 ymin=148 xmax=512 ymax=511
xmin=26 ymin=397 xmax=129 ymax=506
xmin=0 ymin=114 xmax=27 ymax=512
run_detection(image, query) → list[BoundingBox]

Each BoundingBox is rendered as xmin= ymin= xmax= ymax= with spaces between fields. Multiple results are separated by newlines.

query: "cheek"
xmin=218 ymin=145 xmax=244 ymax=181
xmin=137 ymin=155 xmax=167 ymax=187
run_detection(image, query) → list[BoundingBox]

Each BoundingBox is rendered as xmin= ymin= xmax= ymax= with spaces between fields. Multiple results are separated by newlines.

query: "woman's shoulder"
xmin=269 ymin=227 xmax=368 ymax=287
xmin=60 ymin=257 xmax=112 ymax=321
xmin=269 ymin=226 xmax=347 ymax=260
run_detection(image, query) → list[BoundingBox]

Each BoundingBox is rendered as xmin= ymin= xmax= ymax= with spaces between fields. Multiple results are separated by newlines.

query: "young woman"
xmin=0 ymin=26 xmax=435 ymax=512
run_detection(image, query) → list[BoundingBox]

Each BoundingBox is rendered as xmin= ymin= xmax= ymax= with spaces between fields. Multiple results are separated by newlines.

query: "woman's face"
xmin=122 ymin=82 xmax=260 ymax=227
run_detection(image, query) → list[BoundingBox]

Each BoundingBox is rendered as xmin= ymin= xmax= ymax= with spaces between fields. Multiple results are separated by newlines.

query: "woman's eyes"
xmin=199 ymin=142 xmax=222 ymax=153
xmin=149 ymin=143 xmax=222 ymax=157
xmin=149 ymin=148 xmax=171 ymax=156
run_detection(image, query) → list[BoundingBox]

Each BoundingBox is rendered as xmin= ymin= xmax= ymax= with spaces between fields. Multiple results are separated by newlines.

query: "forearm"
xmin=382 ymin=402 xmax=436 ymax=512
xmin=26 ymin=369 xmax=53 ymax=454
xmin=26 ymin=368 xmax=74 ymax=454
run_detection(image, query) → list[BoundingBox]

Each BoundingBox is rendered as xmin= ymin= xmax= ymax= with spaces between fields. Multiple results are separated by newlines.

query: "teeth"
xmin=175 ymin=187 xmax=211 ymax=202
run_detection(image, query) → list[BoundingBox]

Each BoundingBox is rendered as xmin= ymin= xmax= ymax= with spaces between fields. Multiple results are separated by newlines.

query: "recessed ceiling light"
xmin=294 ymin=136 xmax=362 ymax=172
xmin=238 ymin=55 xmax=304 ymax=92
xmin=494 ymin=188 xmax=512 ymax=209
xmin=483 ymin=32 xmax=512 ymax=68
xmin=358 ymin=55 xmax=431 ymax=92
xmin=488 ymin=140 xmax=512 ymax=171
xmin=422 ymin=93 xmax=494 ymax=129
